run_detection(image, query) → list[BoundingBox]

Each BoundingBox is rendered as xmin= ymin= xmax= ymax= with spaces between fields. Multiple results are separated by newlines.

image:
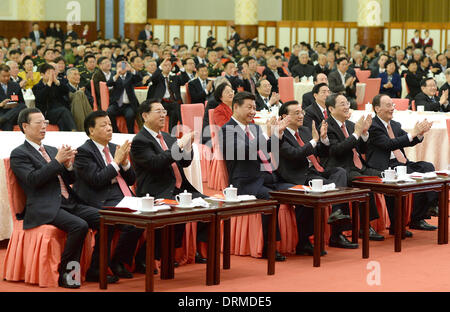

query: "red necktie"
xmin=156 ymin=133 xmax=183 ymax=188
xmin=387 ymin=123 xmax=407 ymax=164
xmin=245 ymin=126 xmax=273 ymax=174
xmin=323 ymin=109 xmax=328 ymax=119
xmin=340 ymin=123 xmax=363 ymax=170
xmin=294 ymin=132 xmax=324 ymax=172
xmin=103 ymin=146 xmax=132 ymax=197
xmin=39 ymin=146 xmax=69 ymax=199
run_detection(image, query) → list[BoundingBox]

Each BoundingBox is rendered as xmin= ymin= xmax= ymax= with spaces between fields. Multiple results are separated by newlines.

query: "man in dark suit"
xmin=229 ymin=26 xmax=240 ymax=45
xmin=255 ymin=79 xmax=281 ymax=111
xmin=223 ymin=60 xmax=244 ymax=93
xmin=105 ymin=60 xmax=141 ymax=134
xmin=0 ymin=64 xmax=26 ymax=130
xmin=314 ymin=54 xmax=330 ymax=76
xmin=414 ymin=77 xmax=450 ymax=112
xmin=138 ymin=24 xmax=153 ymax=41
xmin=328 ymin=57 xmax=357 ymax=109
xmin=323 ymin=93 xmax=385 ymax=241
xmin=367 ymin=94 xmax=438 ymax=231
xmin=29 ymin=23 xmax=44 ymax=46
xmin=92 ymin=56 xmax=114 ymax=108
xmin=302 ymin=73 xmax=328 ymax=110
xmin=303 ymin=83 xmax=330 ymax=132
xmin=130 ymin=99 xmax=208 ymax=263
xmin=10 ymin=108 xmax=111 ymax=289
xmin=73 ymin=110 xmax=148 ymax=279
xmin=277 ymin=100 xmax=354 ymax=251
xmin=291 ymin=51 xmax=316 ymax=79
xmin=220 ymin=91 xmax=290 ymax=261
xmin=432 ymin=53 xmax=447 ymax=75
xmin=262 ymin=56 xmax=288 ymax=93
xmin=146 ymin=58 xmax=183 ymax=132
xmin=65 ymin=23 xmax=79 ymax=40
xmin=188 ymin=64 xmax=214 ymax=104
xmin=178 ymin=58 xmax=196 ymax=86
xmin=32 ymin=63 xmax=77 ymax=131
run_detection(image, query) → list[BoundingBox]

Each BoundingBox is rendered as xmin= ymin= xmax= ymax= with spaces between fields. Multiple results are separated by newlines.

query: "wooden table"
xmin=269 ymin=187 xmax=371 ymax=267
xmin=210 ymin=199 xmax=278 ymax=285
xmin=353 ymin=177 xmax=449 ymax=252
xmin=99 ymin=207 xmax=216 ymax=292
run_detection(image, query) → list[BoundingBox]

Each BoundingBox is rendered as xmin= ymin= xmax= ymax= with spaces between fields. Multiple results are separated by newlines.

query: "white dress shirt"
xmin=92 ymin=139 xmax=130 ymax=183
xmin=332 ymin=116 xmax=369 ymax=142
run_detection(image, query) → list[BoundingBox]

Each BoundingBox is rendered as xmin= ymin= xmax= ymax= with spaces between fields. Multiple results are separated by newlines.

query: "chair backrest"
xmin=362 ymin=78 xmax=382 ymax=107
xmin=392 ymin=98 xmax=409 ymax=111
xmin=257 ymin=66 xmax=265 ymax=75
xmin=184 ymin=82 xmax=191 ymax=104
xmin=411 ymin=100 xmax=416 ymax=111
xmin=278 ymin=77 xmax=295 ymax=103
xmin=355 ymin=70 xmax=371 ymax=84
xmin=90 ymin=79 xmax=98 ymax=111
xmin=208 ymin=108 xmax=221 ymax=150
xmin=4 ymin=158 xmax=26 ymax=217
xmin=99 ymin=81 xmax=110 ymax=111
xmin=446 ymin=119 xmax=450 ymax=144
xmin=180 ymin=103 xmax=204 ymax=143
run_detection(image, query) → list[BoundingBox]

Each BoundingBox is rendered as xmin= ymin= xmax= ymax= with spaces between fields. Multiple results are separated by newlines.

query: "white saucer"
xmin=223 ymin=198 xmax=241 ymax=203
xmin=176 ymin=203 xmax=197 ymax=209
xmin=382 ymin=178 xmax=397 ymax=183
xmin=306 ymin=189 xmax=327 ymax=193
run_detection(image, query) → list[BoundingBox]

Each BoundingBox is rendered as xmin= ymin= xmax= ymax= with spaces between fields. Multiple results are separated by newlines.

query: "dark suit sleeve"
xmin=368 ymin=123 xmax=418 ymax=153
xmin=328 ymin=128 xmax=360 ymax=158
xmin=279 ymin=136 xmax=315 ymax=161
xmin=328 ymin=73 xmax=345 ymax=93
xmin=32 ymin=82 xmax=50 ymax=113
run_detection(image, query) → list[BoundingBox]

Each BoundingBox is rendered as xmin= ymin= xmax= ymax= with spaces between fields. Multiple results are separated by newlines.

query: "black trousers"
xmin=48 ymin=203 xmax=100 ymax=275
xmin=47 ymin=106 xmax=77 ymax=131
xmin=161 ymin=99 xmax=181 ymax=133
xmin=0 ymin=103 xmax=26 ymax=130
xmin=385 ymin=160 xmax=438 ymax=224
xmin=107 ymin=104 xmax=136 ymax=134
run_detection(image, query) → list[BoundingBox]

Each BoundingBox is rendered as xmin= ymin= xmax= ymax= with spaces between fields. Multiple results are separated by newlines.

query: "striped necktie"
xmin=294 ymin=132 xmax=324 ymax=172
xmin=39 ymin=146 xmax=69 ymax=199
xmin=103 ymin=146 xmax=132 ymax=196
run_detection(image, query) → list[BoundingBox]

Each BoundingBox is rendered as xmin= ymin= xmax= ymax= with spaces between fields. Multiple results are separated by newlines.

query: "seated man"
xmin=0 ymin=64 xmax=26 ymax=130
xmin=323 ymin=93 xmax=385 ymax=242
xmin=303 ymin=83 xmax=331 ymax=132
xmin=328 ymin=57 xmax=357 ymax=110
xmin=130 ymin=99 xmax=208 ymax=263
xmin=367 ymin=94 xmax=437 ymax=232
xmin=220 ymin=91 xmax=290 ymax=261
xmin=188 ymin=63 xmax=214 ymax=104
xmin=291 ymin=51 xmax=316 ymax=80
xmin=414 ymin=77 xmax=449 ymax=112
xmin=255 ymin=79 xmax=282 ymax=112
xmin=262 ymin=56 xmax=288 ymax=93
xmin=302 ymin=73 xmax=328 ymax=110
xmin=73 ymin=111 xmax=149 ymax=279
xmin=277 ymin=100 xmax=353 ymax=252
xmin=10 ymin=108 xmax=107 ymax=289
xmin=32 ymin=63 xmax=77 ymax=131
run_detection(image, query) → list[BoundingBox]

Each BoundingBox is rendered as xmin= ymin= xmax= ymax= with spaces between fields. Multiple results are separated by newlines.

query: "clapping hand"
xmin=319 ymin=120 xmax=328 ymax=140
xmin=55 ymin=145 xmax=77 ymax=169
xmin=114 ymin=140 xmax=131 ymax=166
xmin=311 ymin=120 xmax=319 ymax=142
xmin=267 ymin=115 xmax=290 ymax=137
xmin=362 ymin=114 xmax=372 ymax=134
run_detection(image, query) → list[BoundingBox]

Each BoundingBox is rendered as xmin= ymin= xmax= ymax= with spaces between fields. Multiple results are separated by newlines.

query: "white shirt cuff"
xmin=361 ymin=133 xmax=369 ymax=142
xmin=309 ymin=139 xmax=317 ymax=148
xmin=111 ymin=161 xmax=120 ymax=172
xmin=321 ymin=137 xmax=330 ymax=146
xmin=352 ymin=133 xmax=359 ymax=140
xmin=121 ymin=161 xmax=131 ymax=171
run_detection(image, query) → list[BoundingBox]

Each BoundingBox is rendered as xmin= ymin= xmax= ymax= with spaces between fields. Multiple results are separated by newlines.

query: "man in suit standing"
xmin=138 ymin=24 xmax=153 ymax=41
xmin=302 ymin=73 xmax=328 ymax=110
xmin=73 ymin=110 xmax=148 ymax=279
xmin=229 ymin=26 xmax=240 ymax=45
xmin=255 ymin=79 xmax=281 ymax=111
xmin=146 ymin=58 xmax=183 ymax=131
xmin=131 ymin=99 xmax=209 ymax=263
xmin=303 ymin=83 xmax=330 ymax=132
xmin=367 ymin=94 xmax=438 ymax=231
xmin=414 ymin=77 xmax=449 ymax=112
xmin=65 ymin=23 xmax=79 ymax=41
xmin=323 ymin=93 xmax=385 ymax=241
xmin=277 ymin=100 xmax=353 ymax=252
xmin=220 ymin=91 xmax=290 ymax=261
xmin=29 ymin=23 xmax=44 ymax=46
xmin=328 ymin=57 xmax=357 ymax=109
xmin=188 ymin=64 xmax=214 ymax=104
xmin=0 ymin=64 xmax=26 ymax=130
xmin=10 ymin=108 xmax=107 ymax=288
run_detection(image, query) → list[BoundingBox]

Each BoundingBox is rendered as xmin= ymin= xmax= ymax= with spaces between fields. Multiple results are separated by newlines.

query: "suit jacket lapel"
xmin=24 ymin=140 xmax=48 ymax=165
xmin=328 ymin=117 xmax=346 ymax=141
xmin=87 ymin=139 xmax=109 ymax=168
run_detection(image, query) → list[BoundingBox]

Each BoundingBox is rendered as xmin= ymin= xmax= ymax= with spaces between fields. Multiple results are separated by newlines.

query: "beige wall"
xmin=343 ymin=0 xmax=390 ymax=23
xmin=157 ymin=0 xmax=281 ymax=21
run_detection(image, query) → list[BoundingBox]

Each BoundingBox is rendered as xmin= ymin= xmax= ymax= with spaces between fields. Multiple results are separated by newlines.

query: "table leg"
xmin=320 ymin=206 xmax=325 ymax=253
xmin=267 ymin=208 xmax=276 ymax=275
xmin=362 ymin=197 xmax=369 ymax=259
xmin=167 ymin=225 xmax=175 ymax=279
xmin=207 ymin=217 xmax=215 ymax=286
xmin=160 ymin=227 xmax=170 ymax=280
xmin=438 ymin=186 xmax=446 ymax=244
xmin=401 ymin=196 xmax=407 ymax=240
xmin=223 ymin=219 xmax=231 ymax=270
xmin=313 ymin=205 xmax=322 ymax=267
xmin=351 ymin=201 xmax=359 ymax=244
xmin=395 ymin=196 xmax=402 ymax=252
xmin=99 ymin=217 xmax=107 ymax=290
xmin=145 ymin=224 xmax=155 ymax=292
xmin=214 ymin=216 xmax=221 ymax=285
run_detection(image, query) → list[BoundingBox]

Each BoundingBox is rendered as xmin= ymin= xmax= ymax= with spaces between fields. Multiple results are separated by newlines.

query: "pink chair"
xmin=180 ymin=103 xmax=211 ymax=183
xmin=257 ymin=66 xmax=265 ymax=76
xmin=355 ymin=70 xmax=371 ymax=84
xmin=1 ymin=159 xmax=95 ymax=287
xmin=207 ymin=109 xmax=229 ymax=191
xmin=278 ymin=77 xmax=295 ymax=103
xmin=361 ymin=78 xmax=381 ymax=109
xmin=392 ymin=98 xmax=409 ymax=111
xmin=184 ymin=82 xmax=191 ymax=104
xmin=90 ymin=80 xmax=98 ymax=111
xmin=411 ymin=100 xmax=416 ymax=111
xmin=447 ymin=119 xmax=450 ymax=144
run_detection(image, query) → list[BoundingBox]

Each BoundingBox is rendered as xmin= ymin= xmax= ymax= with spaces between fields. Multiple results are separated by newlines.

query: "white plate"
xmin=306 ymin=189 xmax=327 ymax=193
xmin=382 ymin=178 xmax=398 ymax=183
xmin=206 ymin=197 xmax=241 ymax=203
xmin=223 ymin=199 xmax=241 ymax=203
xmin=175 ymin=203 xmax=197 ymax=209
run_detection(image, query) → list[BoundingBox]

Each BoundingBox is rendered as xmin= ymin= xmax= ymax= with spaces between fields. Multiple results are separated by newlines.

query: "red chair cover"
xmin=392 ymin=98 xmax=409 ymax=111
xmin=278 ymin=77 xmax=295 ymax=103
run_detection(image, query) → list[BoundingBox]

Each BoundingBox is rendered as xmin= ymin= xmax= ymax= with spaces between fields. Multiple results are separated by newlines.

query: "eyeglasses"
xmin=150 ymin=109 xmax=167 ymax=115
xmin=29 ymin=120 xmax=49 ymax=127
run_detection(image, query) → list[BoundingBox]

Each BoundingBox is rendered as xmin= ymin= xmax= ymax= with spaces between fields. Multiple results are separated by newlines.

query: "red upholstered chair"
xmin=361 ymin=78 xmax=381 ymax=109
xmin=355 ymin=70 xmax=371 ymax=84
xmin=411 ymin=100 xmax=416 ymax=111
xmin=90 ymin=80 xmax=98 ymax=111
xmin=257 ymin=66 xmax=265 ymax=76
xmin=206 ymin=109 xmax=228 ymax=191
xmin=180 ymin=103 xmax=211 ymax=183
xmin=184 ymin=82 xmax=191 ymax=104
xmin=392 ymin=98 xmax=410 ymax=111
xmin=1 ymin=159 xmax=95 ymax=287
xmin=278 ymin=77 xmax=295 ymax=103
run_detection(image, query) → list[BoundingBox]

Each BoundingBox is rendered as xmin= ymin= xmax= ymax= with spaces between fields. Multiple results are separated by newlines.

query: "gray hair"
xmin=413 ymin=49 xmax=423 ymax=56
xmin=214 ymin=76 xmax=231 ymax=88
xmin=396 ymin=49 xmax=405 ymax=56
xmin=66 ymin=67 xmax=79 ymax=77
xmin=5 ymin=60 xmax=17 ymax=67
xmin=445 ymin=68 xmax=450 ymax=76
xmin=298 ymin=50 xmax=309 ymax=58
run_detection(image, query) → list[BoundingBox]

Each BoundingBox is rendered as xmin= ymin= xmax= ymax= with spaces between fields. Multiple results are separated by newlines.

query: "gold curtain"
xmin=390 ymin=0 xmax=450 ymax=22
xmin=282 ymin=0 xmax=343 ymax=21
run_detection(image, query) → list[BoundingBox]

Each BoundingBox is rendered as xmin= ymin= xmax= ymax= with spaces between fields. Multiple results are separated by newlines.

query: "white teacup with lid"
xmin=223 ymin=185 xmax=238 ymax=201
xmin=175 ymin=190 xmax=192 ymax=206
xmin=141 ymin=194 xmax=154 ymax=211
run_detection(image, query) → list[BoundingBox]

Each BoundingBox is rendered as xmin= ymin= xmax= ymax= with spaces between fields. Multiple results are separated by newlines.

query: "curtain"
xmin=282 ymin=0 xmax=343 ymax=21
xmin=390 ymin=0 xmax=450 ymax=22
